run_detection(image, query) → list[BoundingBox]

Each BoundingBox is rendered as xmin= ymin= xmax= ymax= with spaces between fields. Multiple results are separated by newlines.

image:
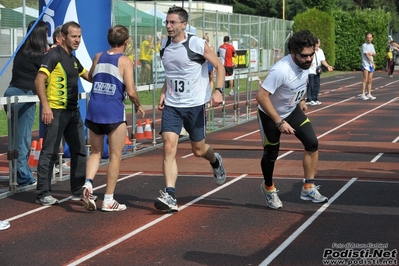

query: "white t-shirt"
xmin=308 ymin=48 xmax=326 ymax=75
xmin=258 ymin=54 xmax=308 ymax=119
xmin=161 ymin=33 xmax=210 ymax=107
xmin=361 ymin=42 xmax=375 ymax=68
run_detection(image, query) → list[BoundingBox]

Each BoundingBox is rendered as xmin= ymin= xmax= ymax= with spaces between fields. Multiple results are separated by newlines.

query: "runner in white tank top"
xmin=154 ymin=6 xmax=227 ymax=212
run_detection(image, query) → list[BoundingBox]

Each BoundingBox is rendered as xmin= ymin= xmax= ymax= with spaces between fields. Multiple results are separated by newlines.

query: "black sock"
xmin=210 ymin=157 xmax=220 ymax=169
xmin=304 ymin=179 xmax=314 ymax=184
xmin=165 ymin=187 xmax=175 ymax=198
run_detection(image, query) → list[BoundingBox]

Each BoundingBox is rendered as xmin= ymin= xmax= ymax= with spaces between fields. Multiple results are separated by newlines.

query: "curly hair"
xmin=287 ymin=30 xmax=317 ymax=54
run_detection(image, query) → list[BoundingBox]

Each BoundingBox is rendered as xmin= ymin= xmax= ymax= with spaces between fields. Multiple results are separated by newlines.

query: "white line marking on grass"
xmin=259 ymin=177 xmax=357 ymax=266
xmin=67 ymin=174 xmax=248 ymax=266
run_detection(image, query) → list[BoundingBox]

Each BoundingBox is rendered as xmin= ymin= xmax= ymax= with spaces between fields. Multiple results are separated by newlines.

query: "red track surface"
xmin=1 ymin=71 xmax=398 ymax=266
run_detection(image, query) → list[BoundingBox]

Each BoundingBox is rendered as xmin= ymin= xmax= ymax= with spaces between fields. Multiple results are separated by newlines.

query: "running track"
xmin=0 ymin=71 xmax=398 ymax=266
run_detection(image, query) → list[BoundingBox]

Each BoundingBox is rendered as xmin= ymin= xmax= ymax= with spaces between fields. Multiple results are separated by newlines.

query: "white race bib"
xmin=288 ymin=87 xmax=306 ymax=106
xmin=168 ymin=78 xmax=192 ymax=99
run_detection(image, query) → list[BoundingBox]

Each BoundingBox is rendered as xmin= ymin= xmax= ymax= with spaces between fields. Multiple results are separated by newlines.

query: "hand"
xmin=210 ymin=90 xmax=223 ymax=107
xmin=41 ymin=106 xmax=53 ymax=125
xmin=300 ymin=100 xmax=308 ymax=112
xmin=278 ymin=121 xmax=295 ymax=135
xmin=158 ymin=93 xmax=165 ymax=111
xmin=136 ymin=105 xmax=145 ymax=118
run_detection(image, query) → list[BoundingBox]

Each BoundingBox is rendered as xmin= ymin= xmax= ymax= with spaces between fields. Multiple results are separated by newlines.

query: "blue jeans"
xmin=36 ymin=109 xmax=86 ymax=198
xmin=3 ymin=86 xmax=36 ymax=186
xmin=306 ymin=74 xmax=321 ymax=102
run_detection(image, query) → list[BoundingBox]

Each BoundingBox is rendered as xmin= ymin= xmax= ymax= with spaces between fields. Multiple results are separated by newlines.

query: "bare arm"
xmin=158 ymin=81 xmax=167 ymax=110
xmin=256 ymin=88 xmax=296 ymax=135
xmin=120 ymin=56 xmax=145 ymax=118
xmin=321 ymin=60 xmax=334 ymax=71
xmin=204 ymin=43 xmax=225 ymax=106
xmin=35 ymin=71 xmax=53 ymax=124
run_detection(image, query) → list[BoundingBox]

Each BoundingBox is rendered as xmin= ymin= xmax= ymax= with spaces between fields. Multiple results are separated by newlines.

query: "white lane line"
xmin=67 ymin=174 xmax=248 ymax=266
xmin=370 ymin=135 xmax=399 ymax=163
xmin=317 ymin=97 xmax=398 ymax=139
xmin=259 ymin=177 xmax=357 ymax=266
xmin=5 ymin=172 xmax=143 ymax=222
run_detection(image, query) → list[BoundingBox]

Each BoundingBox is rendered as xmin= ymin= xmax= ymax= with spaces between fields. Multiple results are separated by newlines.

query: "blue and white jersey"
xmin=258 ymin=54 xmax=308 ymax=118
xmin=86 ymin=52 xmax=126 ymax=123
xmin=160 ymin=33 xmax=210 ymax=107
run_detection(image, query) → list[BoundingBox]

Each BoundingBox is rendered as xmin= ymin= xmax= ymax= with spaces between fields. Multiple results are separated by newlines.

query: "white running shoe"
xmin=260 ymin=182 xmax=283 ymax=209
xmin=367 ymin=94 xmax=376 ymax=100
xmin=154 ymin=190 xmax=178 ymax=212
xmin=300 ymin=184 xmax=328 ymax=203
xmin=102 ymin=199 xmax=127 ymax=212
xmin=360 ymin=94 xmax=369 ymax=100
xmin=212 ymin=153 xmax=226 ymax=185
xmin=0 ymin=220 xmax=10 ymax=230
xmin=82 ymin=182 xmax=96 ymax=211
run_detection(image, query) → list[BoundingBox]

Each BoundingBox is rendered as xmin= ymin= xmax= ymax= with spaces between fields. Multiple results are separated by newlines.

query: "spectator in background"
xmin=81 ymin=25 xmax=145 ymax=212
xmin=139 ymin=35 xmax=154 ymax=84
xmin=50 ymin=25 xmax=71 ymax=174
xmin=386 ymin=36 xmax=399 ymax=78
xmin=51 ymin=25 xmax=62 ymax=48
xmin=360 ymin=32 xmax=376 ymax=100
xmin=306 ymin=39 xmax=334 ymax=105
xmin=35 ymin=21 xmax=91 ymax=206
xmin=3 ymin=20 xmax=49 ymax=187
xmin=203 ymin=34 xmax=215 ymax=90
xmin=218 ymin=36 xmax=237 ymax=96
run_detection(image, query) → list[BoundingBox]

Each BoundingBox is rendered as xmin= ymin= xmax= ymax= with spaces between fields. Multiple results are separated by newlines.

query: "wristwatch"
xmin=215 ymin=87 xmax=224 ymax=94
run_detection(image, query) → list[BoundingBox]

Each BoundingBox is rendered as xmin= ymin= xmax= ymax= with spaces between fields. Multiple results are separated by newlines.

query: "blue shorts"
xmin=160 ymin=105 xmax=206 ymax=142
xmin=362 ymin=65 xmax=374 ymax=72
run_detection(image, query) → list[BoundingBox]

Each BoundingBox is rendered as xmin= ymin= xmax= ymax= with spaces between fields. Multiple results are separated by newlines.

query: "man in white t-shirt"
xmin=360 ymin=32 xmax=376 ymax=100
xmin=154 ymin=6 xmax=227 ymax=212
xmin=256 ymin=30 xmax=328 ymax=210
xmin=306 ymin=39 xmax=334 ymax=105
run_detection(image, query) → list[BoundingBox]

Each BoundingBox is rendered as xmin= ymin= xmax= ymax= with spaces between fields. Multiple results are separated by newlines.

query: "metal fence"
xmin=0 ymin=1 xmax=293 ymax=92
xmin=118 ymin=1 xmax=293 ymax=86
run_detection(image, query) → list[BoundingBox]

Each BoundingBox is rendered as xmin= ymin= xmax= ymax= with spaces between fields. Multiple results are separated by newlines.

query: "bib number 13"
xmin=169 ymin=79 xmax=191 ymax=96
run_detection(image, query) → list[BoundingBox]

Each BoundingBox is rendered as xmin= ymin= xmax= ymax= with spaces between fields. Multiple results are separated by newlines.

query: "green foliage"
xmin=303 ymin=0 xmax=337 ymax=13
xmin=332 ymin=8 xmax=391 ymax=70
xmin=0 ymin=0 xmax=38 ymax=8
xmin=293 ymin=8 xmax=336 ymax=67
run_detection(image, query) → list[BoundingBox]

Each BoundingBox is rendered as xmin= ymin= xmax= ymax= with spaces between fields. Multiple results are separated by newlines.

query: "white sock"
xmin=104 ymin=194 xmax=114 ymax=202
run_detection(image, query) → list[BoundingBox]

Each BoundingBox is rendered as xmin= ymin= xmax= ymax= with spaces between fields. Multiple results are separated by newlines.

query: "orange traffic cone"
xmin=125 ymin=130 xmax=132 ymax=145
xmin=136 ymin=120 xmax=145 ymax=140
xmin=34 ymin=139 xmax=42 ymax=167
xmin=144 ymin=119 xmax=153 ymax=140
xmin=28 ymin=140 xmax=37 ymax=168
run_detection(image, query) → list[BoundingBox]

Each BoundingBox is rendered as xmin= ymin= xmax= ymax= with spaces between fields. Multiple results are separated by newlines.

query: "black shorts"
xmin=85 ymin=119 xmax=125 ymax=135
xmin=225 ymin=66 xmax=234 ymax=76
xmin=257 ymin=105 xmax=318 ymax=152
